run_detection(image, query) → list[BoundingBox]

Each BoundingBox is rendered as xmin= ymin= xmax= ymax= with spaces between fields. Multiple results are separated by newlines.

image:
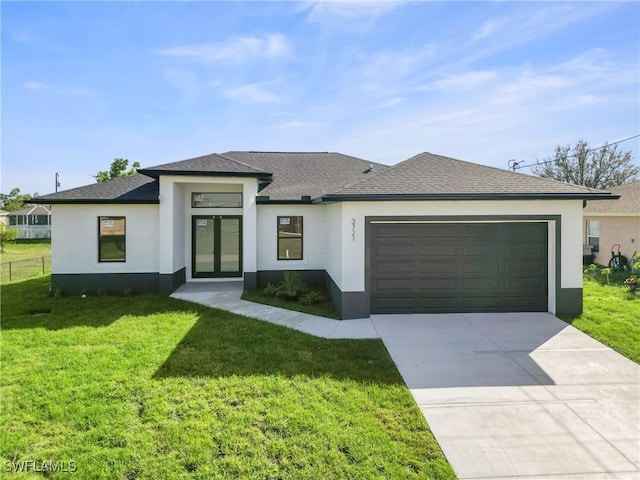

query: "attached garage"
xmin=369 ymin=222 xmax=548 ymax=314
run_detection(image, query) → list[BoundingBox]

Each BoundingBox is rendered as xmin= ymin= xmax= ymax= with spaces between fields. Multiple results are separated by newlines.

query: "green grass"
xmin=1 ymin=276 xmax=455 ymax=479
xmin=561 ymin=274 xmax=640 ymax=363
xmin=242 ymin=289 xmax=341 ymax=319
xmin=0 ymin=240 xmax=51 ymax=284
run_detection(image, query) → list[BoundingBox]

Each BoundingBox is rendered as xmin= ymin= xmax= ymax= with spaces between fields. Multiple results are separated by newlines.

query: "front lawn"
xmin=1 ymin=277 xmax=455 ymax=479
xmin=561 ymin=274 xmax=640 ymax=363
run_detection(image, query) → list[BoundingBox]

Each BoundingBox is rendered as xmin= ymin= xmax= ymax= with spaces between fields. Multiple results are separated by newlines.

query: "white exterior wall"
xmin=256 ymin=205 xmax=328 ymax=271
xmin=157 ymin=175 xmax=258 ymax=279
xmin=51 ymin=204 xmax=159 ymax=273
xmin=327 ymin=199 xmax=584 ymax=314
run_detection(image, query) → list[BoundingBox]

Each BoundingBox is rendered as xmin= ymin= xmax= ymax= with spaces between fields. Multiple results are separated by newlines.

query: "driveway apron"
xmin=372 ymin=312 xmax=640 ymax=480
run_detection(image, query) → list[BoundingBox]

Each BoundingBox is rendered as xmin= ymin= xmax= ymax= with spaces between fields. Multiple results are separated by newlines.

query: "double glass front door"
xmin=192 ymin=216 xmax=242 ymax=277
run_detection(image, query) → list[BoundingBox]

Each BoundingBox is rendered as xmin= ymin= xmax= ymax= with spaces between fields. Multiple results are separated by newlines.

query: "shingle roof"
xmin=139 ymin=152 xmax=270 ymax=177
xmin=221 ymin=151 xmax=388 ymax=200
xmin=31 ymin=174 xmax=158 ymax=204
xmin=7 ymin=205 xmax=51 ymax=216
xmin=583 ymin=180 xmax=640 ymax=214
xmin=326 ymin=152 xmax=612 ymax=199
xmin=30 ymin=151 xmax=617 ymax=204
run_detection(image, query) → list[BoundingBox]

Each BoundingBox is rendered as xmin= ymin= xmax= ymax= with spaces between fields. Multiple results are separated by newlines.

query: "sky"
xmin=2 ymin=1 xmax=639 ymax=196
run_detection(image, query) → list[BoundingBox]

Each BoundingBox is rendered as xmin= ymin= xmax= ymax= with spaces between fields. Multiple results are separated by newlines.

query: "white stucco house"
xmin=30 ymin=151 xmax=616 ymax=319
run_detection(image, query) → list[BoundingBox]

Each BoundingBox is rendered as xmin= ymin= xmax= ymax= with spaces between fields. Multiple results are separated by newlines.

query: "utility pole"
xmin=55 ymin=172 xmax=60 ymax=192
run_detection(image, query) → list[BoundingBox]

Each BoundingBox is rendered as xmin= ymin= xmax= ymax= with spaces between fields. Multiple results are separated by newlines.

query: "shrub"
xmin=262 ymin=282 xmax=281 ymax=297
xmin=275 ymin=271 xmax=307 ymax=300
xmin=299 ymin=290 xmax=325 ymax=305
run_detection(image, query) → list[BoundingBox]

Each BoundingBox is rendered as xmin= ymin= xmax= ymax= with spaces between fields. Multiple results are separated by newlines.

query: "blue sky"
xmin=2 ymin=1 xmax=639 ymax=195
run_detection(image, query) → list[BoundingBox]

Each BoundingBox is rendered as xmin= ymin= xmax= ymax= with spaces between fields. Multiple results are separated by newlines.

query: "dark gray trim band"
xmin=52 ymin=273 xmax=160 ymax=295
xmin=323 ymin=193 xmax=618 ymax=202
xmin=159 ymin=268 xmax=186 ymax=293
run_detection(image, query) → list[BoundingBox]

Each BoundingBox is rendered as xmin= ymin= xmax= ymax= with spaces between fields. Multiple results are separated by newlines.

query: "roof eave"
xmin=320 ymin=193 xmax=621 ymax=202
xmin=28 ymin=198 xmax=159 ymax=205
xmin=138 ymin=169 xmax=272 ymax=180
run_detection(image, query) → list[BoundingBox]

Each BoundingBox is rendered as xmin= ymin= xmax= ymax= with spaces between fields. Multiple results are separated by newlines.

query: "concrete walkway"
xmin=171 ymin=281 xmax=378 ymax=339
xmin=171 ymin=283 xmax=640 ymax=480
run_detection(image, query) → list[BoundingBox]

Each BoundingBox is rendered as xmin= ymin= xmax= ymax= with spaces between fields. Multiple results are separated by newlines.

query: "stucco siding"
xmin=336 ymin=200 xmax=583 ymax=292
xmin=51 ymin=204 xmax=159 ymax=274
xmin=584 ymin=215 xmax=640 ymax=265
xmin=256 ymin=205 xmax=328 ymax=271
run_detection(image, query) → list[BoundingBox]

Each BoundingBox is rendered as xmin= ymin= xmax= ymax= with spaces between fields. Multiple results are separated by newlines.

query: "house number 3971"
xmin=351 ymin=218 xmax=356 ymax=241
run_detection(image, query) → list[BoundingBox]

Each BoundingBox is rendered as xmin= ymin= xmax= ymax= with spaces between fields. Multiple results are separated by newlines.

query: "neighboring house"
xmin=7 ymin=205 xmax=51 ymax=239
xmin=583 ymin=180 xmax=640 ymax=265
xmin=30 ymin=151 xmax=616 ymax=319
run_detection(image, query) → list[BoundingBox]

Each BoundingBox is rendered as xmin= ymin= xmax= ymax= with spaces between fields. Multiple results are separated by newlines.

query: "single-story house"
xmin=30 ymin=151 xmax=616 ymax=319
xmin=6 ymin=204 xmax=52 ymax=239
xmin=583 ymin=180 xmax=640 ymax=265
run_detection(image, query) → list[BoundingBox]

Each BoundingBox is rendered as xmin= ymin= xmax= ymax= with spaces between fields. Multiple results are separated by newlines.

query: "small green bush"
xmin=299 ymin=290 xmax=325 ymax=305
xmin=262 ymin=282 xmax=281 ymax=297
xmin=275 ymin=271 xmax=307 ymax=300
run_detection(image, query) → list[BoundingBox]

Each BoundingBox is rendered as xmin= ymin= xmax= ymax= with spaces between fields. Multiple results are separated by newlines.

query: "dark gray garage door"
xmin=370 ymin=222 xmax=548 ymax=313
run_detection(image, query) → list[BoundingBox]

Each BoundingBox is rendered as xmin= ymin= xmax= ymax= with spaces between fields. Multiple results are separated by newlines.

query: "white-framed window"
xmin=586 ymin=220 xmax=599 ymax=253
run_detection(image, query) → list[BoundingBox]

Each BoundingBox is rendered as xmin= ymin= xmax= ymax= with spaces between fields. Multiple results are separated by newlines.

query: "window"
xmin=277 ymin=216 xmax=303 ymax=260
xmin=192 ymin=193 xmax=242 ymax=208
xmin=99 ymin=217 xmax=126 ymax=262
xmin=586 ymin=220 xmax=599 ymax=253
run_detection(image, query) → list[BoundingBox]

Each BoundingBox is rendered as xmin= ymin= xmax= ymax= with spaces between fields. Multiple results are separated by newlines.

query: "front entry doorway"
xmin=192 ymin=215 xmax=242 ymax=278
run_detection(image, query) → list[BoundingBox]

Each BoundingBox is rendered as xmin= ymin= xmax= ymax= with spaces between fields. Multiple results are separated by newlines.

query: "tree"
xmin=0 ymin=223 xmax=18 ymax=253
xmin=0 ymin=188 xmax=38 ymax=212
xmin=531 ymin=140 xmax=639 ymax=190
xmin=94 ymin=158 xmax=141 ymax=183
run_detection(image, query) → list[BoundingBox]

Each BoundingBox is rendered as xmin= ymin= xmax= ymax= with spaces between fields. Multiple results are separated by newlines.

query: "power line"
xmin=508 ymin=134 xmax=640 ymax=172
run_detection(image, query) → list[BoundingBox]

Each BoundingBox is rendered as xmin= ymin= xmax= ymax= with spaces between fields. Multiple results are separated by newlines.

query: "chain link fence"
xmin=1 ymin=256 xmax=51 ymax=283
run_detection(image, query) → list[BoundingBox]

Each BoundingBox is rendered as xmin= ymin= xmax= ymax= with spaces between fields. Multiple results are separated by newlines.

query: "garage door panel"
xmin=374 ymin=241 xmax=415 ymax=257
xmin=461 ymin=295 xmax=502 ymax=309
xmin=417 ymin=244 xmax=458 ymax=256
xmin=505 ymin=260 xmax=544 ymax=274
xmin=463 ymin=260 xmax=500 ymax=274
xmin=417 ymin=224 xmax=459 ymax=237
xmin=505 ymin=277 xmax=545 ymax=289
xmin=370 ymin=222 xmax=548 ymax=314
xmin=462 ymin=244 xmax=499 ymax=255
xmin=417 ymin=259 xmax=457 ymax=274
xmin=373 ymin=260 xmax=416 ymax=275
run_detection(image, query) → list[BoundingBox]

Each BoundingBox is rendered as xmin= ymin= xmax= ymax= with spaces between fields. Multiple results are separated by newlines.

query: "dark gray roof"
xmin=30 ymin=151 xmax=617 ymax=205
xmin=326 ymin=152 xmax=613 ymax=200
xmin=584 ymin=180 xmax=640 ymax=214
xmin=221 ymin=151 xmax=388 ymax=200
xmin=139 ymin=152 xmax=270 ymax=177
xmin=31 ymin=174 xmax=158 ymax=204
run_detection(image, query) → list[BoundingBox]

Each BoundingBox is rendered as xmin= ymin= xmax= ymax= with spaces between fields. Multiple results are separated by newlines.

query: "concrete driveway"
xmin=372 ymin=312 xmax=640 ymax=480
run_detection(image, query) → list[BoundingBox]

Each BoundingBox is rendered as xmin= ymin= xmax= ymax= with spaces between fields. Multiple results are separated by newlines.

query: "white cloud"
xmin=370 ymin=97 xmax=404 ymax=109
xmin=429 ymin=71 xmax=497 ymax=91
xmin=155 ymin=34 xmax=290 ymax=63
xmin=304 ymin=1 xmax=400 ymax=21
xmin=471 ymin=19 xmax=508 ymax=41
xmin=24 ymin=81 xmax=93 ymax=96
xmin=225 ymin=83 xmax=281 ymax=103
xmin=273 ymin=120 xmax=328 ymax=129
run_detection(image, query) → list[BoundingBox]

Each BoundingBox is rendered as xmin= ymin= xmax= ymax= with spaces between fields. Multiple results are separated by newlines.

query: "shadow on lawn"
xmin=153 ymin=315 xmax=404 ymax=385
xmin=1 ymin=277 xmax=165 ymax=331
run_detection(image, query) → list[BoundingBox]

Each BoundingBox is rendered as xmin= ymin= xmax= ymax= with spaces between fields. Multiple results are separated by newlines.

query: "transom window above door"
xmin=192 ymin=192 xmax=242 ymax=208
